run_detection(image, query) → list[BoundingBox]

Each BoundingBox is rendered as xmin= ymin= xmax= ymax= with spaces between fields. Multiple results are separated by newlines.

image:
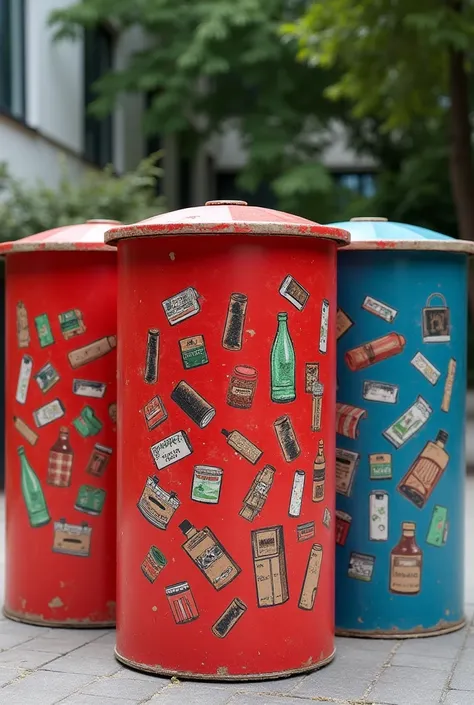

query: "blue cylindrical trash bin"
xmin=332 ymin=217 xmax=474 ymax=637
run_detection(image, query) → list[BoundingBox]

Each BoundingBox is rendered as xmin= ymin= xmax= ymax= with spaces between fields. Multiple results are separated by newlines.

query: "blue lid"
xmin=329 ymin=217 xmax=474 ymax=254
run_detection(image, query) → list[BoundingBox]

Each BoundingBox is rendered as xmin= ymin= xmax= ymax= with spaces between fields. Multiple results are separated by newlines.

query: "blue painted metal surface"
xmin=332 ymin=219 xmax=470 ymax=636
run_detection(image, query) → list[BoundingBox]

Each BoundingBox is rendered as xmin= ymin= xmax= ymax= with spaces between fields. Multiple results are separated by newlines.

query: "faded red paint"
xmin=3 ymin=221 xmax=118 ymax=627
xmin=110 ymin=202 xmax=349 ymax=679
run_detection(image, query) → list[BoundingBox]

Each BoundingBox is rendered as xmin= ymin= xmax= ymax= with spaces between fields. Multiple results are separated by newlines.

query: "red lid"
xmin=105 ymin=200 xmax=350 ymax=246
xmin=234 ymin=365 xmax=258 ymax=378
xmin=0 ymin=219 xmax=122 ymax=254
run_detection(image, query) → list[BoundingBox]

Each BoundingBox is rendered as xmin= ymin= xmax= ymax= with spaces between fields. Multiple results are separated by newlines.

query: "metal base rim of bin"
xmin=2 ymin=606 xmax=116 ymax=629
xmin=114 ymin=647 xmax=336 ymax=682
xmin=336 ymin=617 xmax=466 ymax=640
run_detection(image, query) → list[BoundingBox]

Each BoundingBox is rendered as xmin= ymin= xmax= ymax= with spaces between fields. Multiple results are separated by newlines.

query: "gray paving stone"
xmin=0 ymin=670 xmax=94 ymax=705
xmin=41 ymin=642 xmax=121 ymax=677
xmin=0 ymin=646 xmax=62 ymax=669
xmin=396 ymin=631 xmax=466 ymax=660
xmin=291 ymin=669 xmax=370 ymax=701
xmin=112 ymin=667 xmax=170 ymax=683
xmin=229 ymin=697 xmax=335 ymax=705
xmin=391 ymin=651 xmax=454 ymax=673
xmin=148 ymin=682 xmax=237 ymax=704
xmin=0 ymin=666 xmax=23 ymax=686
xmin=59 ymin=696 xmax=139 ymax=705
xmin=450 ymin=653 xmax=474 ymax=691
xmin=25 ymin=631 xmax=102 ymax=654
xmin=80 ymin=675 xmax=167 ymax=700
xmin=367 ymin=665 xmax=448 ymax=705
xmin=336 ymin=636 xmax=397 ymax=654
xmin=230 ymin=674 xmax=304 ymax=694
xmin=445 ymin=690 xmax=474 ymax=705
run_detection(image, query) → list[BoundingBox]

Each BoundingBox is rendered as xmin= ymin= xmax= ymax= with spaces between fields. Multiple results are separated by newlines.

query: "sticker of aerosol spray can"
xmin=288 ymin=470 xmax=305 ymax=517
xmin=212 ymin=598 xmax=247 ymax=638
xmin=273 ymin=415 xmax=301 ymax=462
xmin=222 ymin=293 xmax=248 ymax=351
xmin=144 ymin=329 xmax=160 ymax=384
xmin=298 ymin=544 xmax=323 ymax=611
xmin=270 ymin=312 xmax=296 ymax=403
xmin=319 ymin=299 xmax=330 ymax=354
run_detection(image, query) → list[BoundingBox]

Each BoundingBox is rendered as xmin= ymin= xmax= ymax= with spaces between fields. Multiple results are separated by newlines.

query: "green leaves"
xmin=0 ymin=153 xmax=166 ymax=242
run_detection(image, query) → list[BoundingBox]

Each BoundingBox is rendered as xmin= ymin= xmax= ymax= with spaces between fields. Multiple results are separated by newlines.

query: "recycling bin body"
xmin=1 ymin=221 xmax=120 ymax=627
xmin=333 ymin=218 xmax=473 ymax=637
xmin=107 ymin=201 xmax=350 ymax=679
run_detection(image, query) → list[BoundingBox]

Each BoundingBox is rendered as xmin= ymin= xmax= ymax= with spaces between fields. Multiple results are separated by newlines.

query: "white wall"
xmin=0 ymin=0 xmax=146 ymax=188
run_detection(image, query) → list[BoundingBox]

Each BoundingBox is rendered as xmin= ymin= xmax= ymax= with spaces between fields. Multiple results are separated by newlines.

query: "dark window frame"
xmin=84 ymin=25 xmax=114 ymax=167
xmin=0 ymin=0 xmax=26 ymax=120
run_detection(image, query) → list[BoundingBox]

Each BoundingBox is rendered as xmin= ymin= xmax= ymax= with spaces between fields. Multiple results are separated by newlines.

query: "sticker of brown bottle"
xmin=389 ymin=522 xmax=422 ymax=595
xmin=179 ymin=520 xmax=241 ymax=590
xmin=251 ymin=525 xmax=289 ymax=607
xmin=240 ymin=465 xmax=275 ymax=521
xmin=397 ymin=430 xmax=449 ymax=509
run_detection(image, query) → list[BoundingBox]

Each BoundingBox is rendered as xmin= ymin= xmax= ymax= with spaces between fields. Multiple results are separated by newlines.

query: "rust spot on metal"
xmin=216 ymin=666 xmax=229 ymax=676
xmin=336 ymin=616 xmax=466 ymax=639
xmin=48 ymin=596 xmax=64 ymax=609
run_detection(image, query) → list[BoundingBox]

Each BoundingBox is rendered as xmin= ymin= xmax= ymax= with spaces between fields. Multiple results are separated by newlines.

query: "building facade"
xmin=0 ymin=0 xmax=376 ymax=208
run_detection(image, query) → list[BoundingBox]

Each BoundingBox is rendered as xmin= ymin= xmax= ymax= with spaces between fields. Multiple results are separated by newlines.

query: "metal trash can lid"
xmin=0 ymin=219 xmax=123 ymax=255
xmin=329 ymin=217 xmax=474 ymax=254
xmin=104 ymin=200 xmax=350 ymax=246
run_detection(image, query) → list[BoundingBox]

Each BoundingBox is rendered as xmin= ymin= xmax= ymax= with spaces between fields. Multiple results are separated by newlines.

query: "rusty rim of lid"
xmin=0 ymin=219 xmax=122 ymax=254
xmin=331 ymin=217 xmax=474 ymax=254
xmin=104 ymin=200 xmax=351 ymax=246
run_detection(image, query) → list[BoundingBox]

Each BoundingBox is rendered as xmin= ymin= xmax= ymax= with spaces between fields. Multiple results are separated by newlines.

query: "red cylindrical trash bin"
xmin=106 ymin=201 xmax=350 ymax=679
xmin=1 ymin=220 xmax=120 ymax=627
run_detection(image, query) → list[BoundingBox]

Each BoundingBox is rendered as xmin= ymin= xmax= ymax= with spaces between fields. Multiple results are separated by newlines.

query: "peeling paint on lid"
xmin=331 ymin=219 xmax=474 ymax=254
xmin=105 ymin=201 xmax=351 ymax=246
xmin=0 ymin=219 xmax=122 ymax=255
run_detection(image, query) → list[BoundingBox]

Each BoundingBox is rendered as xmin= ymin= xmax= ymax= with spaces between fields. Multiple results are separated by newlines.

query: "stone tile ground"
xmin=0 ymin=475 xmax=472 ymax=705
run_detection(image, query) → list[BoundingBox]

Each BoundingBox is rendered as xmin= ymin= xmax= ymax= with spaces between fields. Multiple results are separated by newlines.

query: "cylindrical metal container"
xmin=106 ymin=200 xmax=350 ymax=679
xmin=332 ymin=216 xmax=474 ymax=637
xmin=1 ymin=220 xmax=120 ymax=627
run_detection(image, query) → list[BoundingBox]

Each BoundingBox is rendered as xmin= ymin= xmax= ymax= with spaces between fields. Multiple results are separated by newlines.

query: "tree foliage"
xmin=283 ymin=0 xmax=474 ymax=131
xmin=49 ymin=0 xmax=357 ymax=218
xmin=0 ymin=153 xmax=165 ymax=241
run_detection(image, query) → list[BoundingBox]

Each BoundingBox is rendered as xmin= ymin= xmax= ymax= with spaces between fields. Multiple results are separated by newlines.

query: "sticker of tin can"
xmin=226 ymin=365 xmax=258 ymax=409
xmin=191 ymin=466 xmax=223 ymax=504
xmin=165 ymin=581 xmax=199 ymax=624
xmin=422 ymin=293 xmax=450 ymax=343
xmin=141 ymin=546 xmax=167 ymax=583
xmin=335 ymin=511 xmax=352 ymax=546
xmin=171 ymin=380 xmax=216 ymax=428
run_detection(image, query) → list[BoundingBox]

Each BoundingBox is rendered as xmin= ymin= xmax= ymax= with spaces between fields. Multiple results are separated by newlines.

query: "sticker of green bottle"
xmin=18 ymin=446 xmax=51 ymax=528
xmin=270 ymin=312 xmax=296 ymax=403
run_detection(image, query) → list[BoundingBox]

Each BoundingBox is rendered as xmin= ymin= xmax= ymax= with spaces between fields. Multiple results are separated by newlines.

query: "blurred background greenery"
xmin=1 ymin=0 xmax=472 ymax=380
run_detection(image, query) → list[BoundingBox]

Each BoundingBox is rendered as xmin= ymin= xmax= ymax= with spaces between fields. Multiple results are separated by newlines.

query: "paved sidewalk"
xmin=0 ymin=479 xmax=473 ymax=705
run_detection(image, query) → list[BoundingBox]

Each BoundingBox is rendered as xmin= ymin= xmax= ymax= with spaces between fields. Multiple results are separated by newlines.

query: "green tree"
xmin=49 ymin=0 xmax=355 ymax=221
xmin=284 ymin=0 xmax=474 ymax=307
xmin=0 ymin=153 xmax=165 ymax=241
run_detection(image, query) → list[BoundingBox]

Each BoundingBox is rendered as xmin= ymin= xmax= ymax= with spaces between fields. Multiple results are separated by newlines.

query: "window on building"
xmin=0 ymin=0 xmax=25 ymax=119
xmin=84 ymin=26 xmax=113 ymax=167
xmin=333 ymin=172 xmax=377 ymax=198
